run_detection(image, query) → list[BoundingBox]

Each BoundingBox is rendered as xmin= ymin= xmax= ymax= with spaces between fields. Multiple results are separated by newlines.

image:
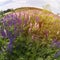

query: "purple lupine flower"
xmin=7 ymin=20 xmax=17 ymax=26
xmin=56 ymin=42 xmax=60 ymax=48
xmin=6 ymin=30 xmax=15 ymax=40
xmin=1 ymin=12 xmax=29 ymax=51
xmin=9 ymin=13 xmax=14 ymax=18
xmin=51 ymin=37 xmax=60 ymax=48
xmin=7 ymin=40 xmax=13 ymax=52
xmin=7 ymin=21 xmax=13 ymax=26
xmin=3 ymin=15 xmax=10 ymax=21
xmin=35 ymin=16 xmax=39 ymax=22
xmin=52 ymin=37 xmax=57 ymax=43
xmin=13 ymin=15 xmax=18 ymax=21
xmin=4 ymin=15 xmax=16 ymax=26
xmin=51 ymin=38 xmax=57 ymax=47
xmin=50 ymin=38 xmax=60 ymax=58
xmin=2 ymin=12 xmax=22 ymax=38
xmin=6 ymin=30 xmax=16 ymax=51
xmin=54 ymin=51 xmax=60 ymax=58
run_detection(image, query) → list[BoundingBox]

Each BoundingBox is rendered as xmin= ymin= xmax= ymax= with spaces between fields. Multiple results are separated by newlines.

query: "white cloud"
xmin=0 ymin=0 xmax=60 ymax=14
xmin=0 ymin=0 xmax=8 ymax=3
xmin=12 ymin=0 xmax=27 ymax=3
xmin=44 ymin=0 xmax=59 ymax=8
xmin=42 ymin=0 xmax=59 ymax=13
xmin=0 ymin=0 xmax=29 ymax=10
xmin=0 ymin=0 xmax=11 ymax=6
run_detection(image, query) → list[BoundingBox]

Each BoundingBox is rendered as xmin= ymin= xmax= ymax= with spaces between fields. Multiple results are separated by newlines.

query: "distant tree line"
xmin=3 ymin=9 xmax=13 ymax=13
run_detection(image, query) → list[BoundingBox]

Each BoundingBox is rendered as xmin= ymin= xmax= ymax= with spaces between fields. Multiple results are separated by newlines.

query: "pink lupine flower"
xmin=28 ymin=28 xmax=32 ymax=32
xmin=30 ymin=23 xmax=33 ymax=28
xmin=44 ymin=30 xmax=49 ymax=38
xmin=57 ymin=31 xmax=59 ymax=35
xmin=34 ymin=22 xmax=39 ymax=29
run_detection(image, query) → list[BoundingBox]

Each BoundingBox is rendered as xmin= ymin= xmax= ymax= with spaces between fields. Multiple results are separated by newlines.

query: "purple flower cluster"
xmin=0 ymin=11 xmax=44 ymax=51
xmin=49 ymin=37 xmax=60 ymax=58
xmin=51 ymin=38 xmax=60 ymax=48
xmin=54 ymin=51 xmax=60 ymax=58
xmin=0 ymin=12 xmax=30 ymax=51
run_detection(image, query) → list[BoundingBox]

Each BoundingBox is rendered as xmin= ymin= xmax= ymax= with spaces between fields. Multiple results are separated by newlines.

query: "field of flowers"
xmin=0 ymin=7 xmax=60 ymax=60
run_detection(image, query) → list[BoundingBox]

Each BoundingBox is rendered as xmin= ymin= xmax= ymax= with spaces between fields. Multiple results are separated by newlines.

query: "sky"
xmin=0 ymin=0 xmax=60 ymax=14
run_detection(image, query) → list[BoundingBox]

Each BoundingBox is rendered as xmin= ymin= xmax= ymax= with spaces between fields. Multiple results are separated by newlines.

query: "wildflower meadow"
xmin=0 ymin=7 xmax=60 ymax=60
